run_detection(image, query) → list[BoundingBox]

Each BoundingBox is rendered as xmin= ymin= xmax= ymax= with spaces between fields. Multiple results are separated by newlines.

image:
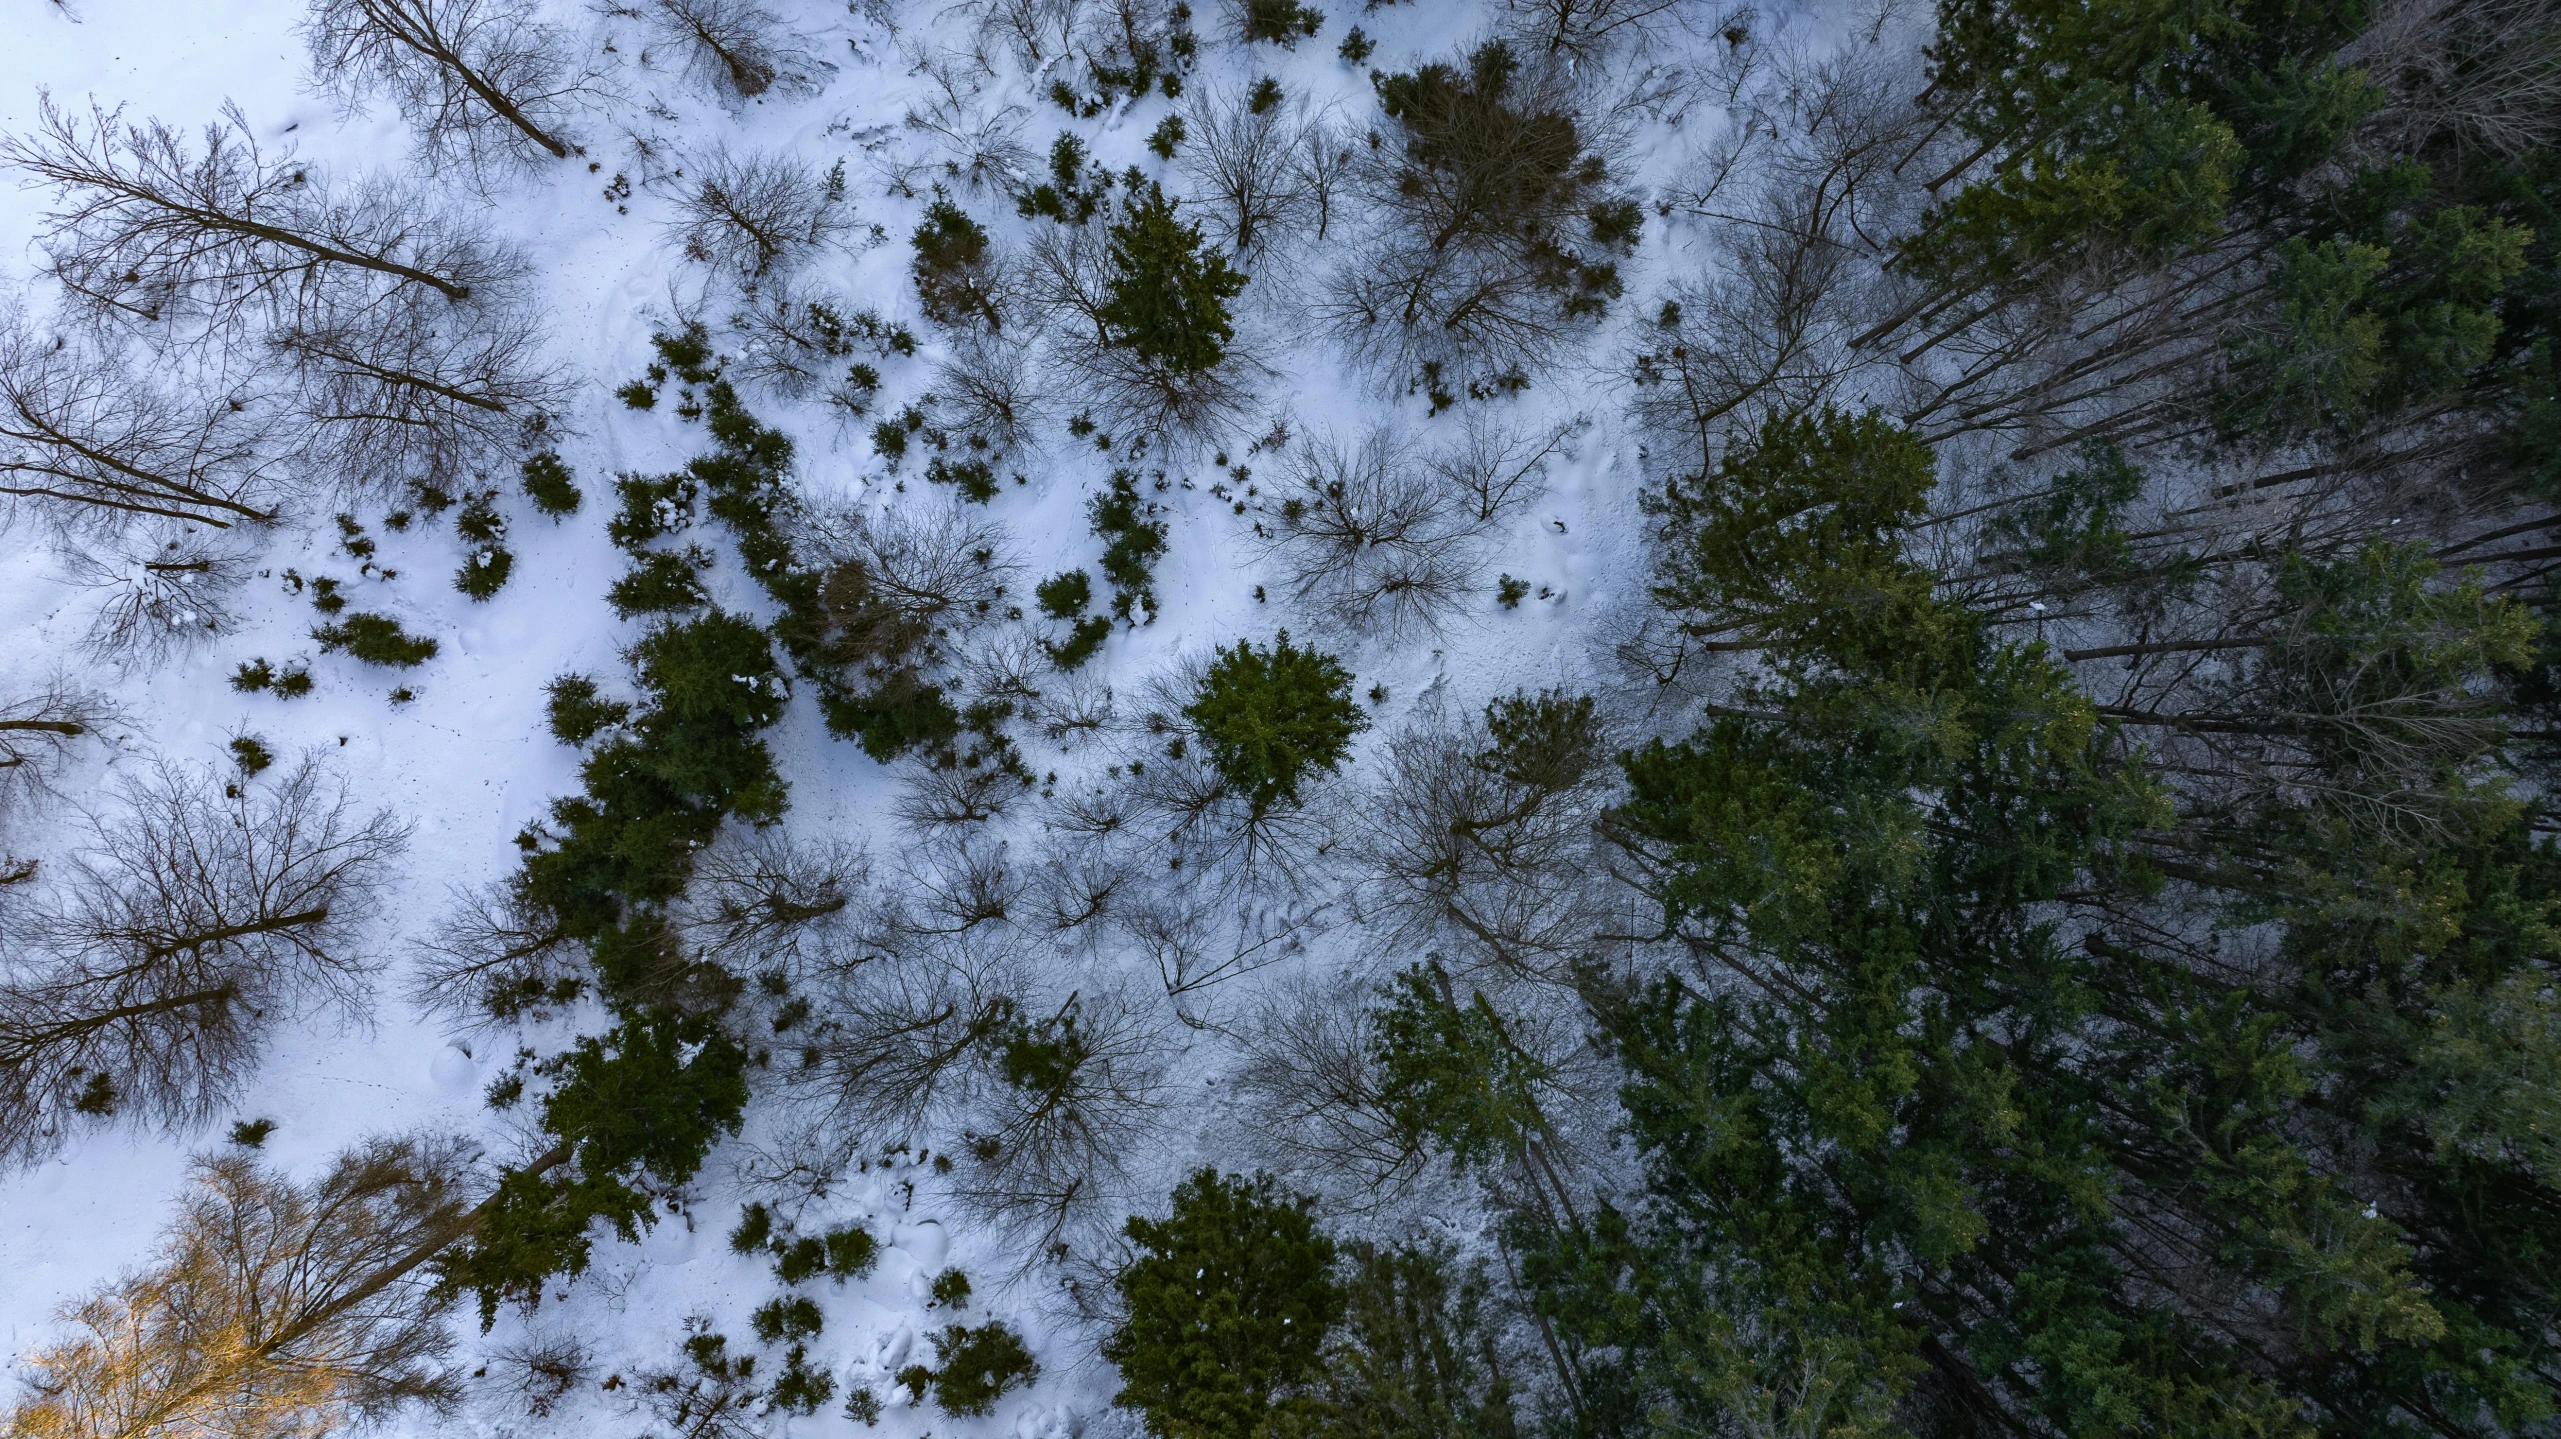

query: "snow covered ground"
xmin=0 ymin=0 xmax=1812 ymax=1431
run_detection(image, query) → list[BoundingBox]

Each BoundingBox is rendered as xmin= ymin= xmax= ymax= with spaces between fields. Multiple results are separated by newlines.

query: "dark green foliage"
xmin=71 ymin=1072 xmax=114 ymax=1115
xmin=439 ymin=1012 xmax=749 ymax=1327
xmin=227 ymin=1118 xmax=274 ymax=1147
xmin=1105 ymin=1170 xmax=1340 ymax=1439
xmin=1090 ymin=469 xmax=1168 ymax=621
xmin=1099 ymin=183 xmax=1248 ymax=375
xmin=768 ymin=1344 xmax=834 ymax=1414
xmin=455 ymin=490 xmax=514 ymax=600
xmin=312 ymin=613 xmax=439 ymax=667
xmin=522 ymin=451 xmax=582 ymax=516
xmin=1370 ymin=963 xmax=1553 ymax=1169
xmin=915 ymin=1323 xmax=1038 ymax=1418
xmin=1036 ymin=570 xmax=1092 ymax=620
xmin=230 ymin=658 xmax=315 ymax=698
xmin=1047 ymin=615 xmax=1112 ymax=670
xmin=729 ymin=1203 xmax=773 ymax=1254
xmin=1241 ymin=0 xmax=1321 ymax=47
xmin=925 ymin=455 xmax=1000 ymax=503
xmin=1287 ymin=1242 xmax=1519 ymax=1439
xmin=1185 ymin=632 xmax=1367 ymax=815
xmin=751 ymin=1296 xmax=823 ymax=1344
xmin=544 ymin=674 xmax=630 ymax=747
xmin=1338 ymin=26 xmax=1373 ymax=64
xmin=611 ymin=471 xmax=697 ymax=548
xmin=844 ymin=1387 xmax=883 ymax=1425
xmin=929 ymin=1269 xmax=972 ymax=1309
xmin=1148 ymin=114 xmax=1185 ymax=159
xmin=1372 ymin=41 xmax=1629 ymax=312
xmin=608 ymin=548 xmax=714 ymax=618
xmin=824 ymin=1225 xmax=879 ymax=1279
xmin=1495 ymin=574 xmax=1527 ymax=608
xmin=616 ymin=377 xmax=659 ymax=409
xmin=774 ymin=1235 xmax=829 ymax=1284
xmin=226 ymin=735 xmax=274 ymax=775
xmin=305 ymin=575 xmax=345 ymax=614
xmin=912 ymin=197 xmax=1000 ymax=328
xmin=1019 ymin=133 xmax=1111 ymax=224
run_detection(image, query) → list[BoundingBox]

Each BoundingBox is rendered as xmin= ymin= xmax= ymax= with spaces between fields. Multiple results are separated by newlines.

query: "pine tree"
xmin=1098 ymin=183 xmax=1248 ymax=376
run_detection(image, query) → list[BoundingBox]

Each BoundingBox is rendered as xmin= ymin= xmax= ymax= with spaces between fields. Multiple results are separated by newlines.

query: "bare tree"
xmin=777 ymin=928 xmax=1017 ymax=1171
xmin=1498 ymin=0 xmax=1703 ymax=59
xmin=1258 ymin=428 xmax=1485 ymax=635
xmin=1229 ymin=973 xmax=1424 ymax=1192
xmin=4 ymin=1136 xmax=476 ymax=1439
xmin=1179 ymin=84 xmax=1311 ymax=260
xmin=951 ymin=986 xmax=1167 ymax=1259
xmin=673 ymin=829 xmax=865 ymax=972
xmin=302 ymin=0 xmax=583 ymax=170
xmin=0 ymin=681 xmax=112 ymax=822
xmin=409 ymin=880 xmax=580 ymax=1023
xmin=270 ymin=280 xmax=562 ymax=495
xmin=727 ymin=283 xmax=908 ymax=416
xmin=1024 ymin=221 xmax=1257 ymax=446
xmin=1428 ymin=411 xmax=1570 ymax=524
xmin=0 ymin=301 xmax=286 ymax=531
xmin=645 ymin=0 xmax=816 ymax=103
xmin=57 ymin=527 xmax=256 ymax=664
xmin=893 ymin=762 xmax=1024 ymax=832
xmin=0 ymin=755 xmax=407 ymax=1166
xmin=1354 ymin=690 xmax=1613 ymax=981
xmin=2 ymin=97 xmax=520 ymax=334
xmin=932 ymin=331 xmax=1043 ymax=457
xmin=669 ymin=148 xmax=854 ymax=280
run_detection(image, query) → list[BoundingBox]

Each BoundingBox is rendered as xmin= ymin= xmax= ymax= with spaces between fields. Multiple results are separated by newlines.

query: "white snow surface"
xmin=0 ymin=0 xmax=1826 ymax=1432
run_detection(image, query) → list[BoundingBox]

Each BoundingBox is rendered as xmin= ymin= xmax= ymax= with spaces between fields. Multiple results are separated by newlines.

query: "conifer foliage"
xmin=1099 ymin=183 xmax=1249 ymax=376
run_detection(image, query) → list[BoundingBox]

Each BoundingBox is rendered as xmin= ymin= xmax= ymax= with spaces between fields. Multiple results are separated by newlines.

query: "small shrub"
xmin=456 ymin=544 xmax=515 ymax=600
xmin=844 ymin=1386 xmax=883 ymax=1425
xmin=616 ymin=377 xmax=659 ymax=409
xmin=768 ymin=1344 xmax=834 ymax=1414
xmin=1185 ymin=632 xmax=1367 ymax=814
xmin=544 ymin=674 xmax=631 ymax=746
xmin=522 ymin=452 xmax=583 ymax=516
xmin=228 ymin=1118 xmax=275 ymax=1147
xmin=929 ymin=1269 xmax=972 ymax=1309
xmin=1091 ymin=470 xmax=1168 ymax=621
xmin=730 ymin=1203 xmax=773 ymax=1254
xmin=313 ymin=613 xmax=439 ymax=667
xmin=1497 ymin=574 xmax=1528 ymax=608
xmin=1241 ymin=0 xmax=1322 ymax=46
xmin=1036 ymin=570 xmax=1092 ymax=620
xmin=775 ymin=1234 xmax=829 ymax=1284
xmin=1339 ymin=26 xmax=1373 ymax=63
xmin=751 ymin=1295 xmax=824 ymax=1344
xmin=609 ymin=549 xmax=714 ymax=618
xmin=232 ymin=658 xmax=314 ymax=697
xmin=918 ymin=1322 xmax=1037 ymax=1417
xmin=824 ymin=1225 xmax=879 ymax=1279
xmin=925 ymin=456 xmax=1000 ymax=503
xmin=307 ymin=575 xmax=347 ymax=615
xmin=611 ymin=473 xmax=698 ymax=549
xmin=228 ymin=735 xmax=275 ymax=774
xmin=1148 ymin=114 xmax=1186 ymax=159
xmin=1047 ymin=616 xmax=1112 ymax=669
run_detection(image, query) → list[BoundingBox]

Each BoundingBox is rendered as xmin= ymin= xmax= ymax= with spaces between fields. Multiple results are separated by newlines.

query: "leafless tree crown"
xmin=0 ymin=755 xmax=407 ymax=1166
xmin=302 ymin=0 xmax=583 ymax=171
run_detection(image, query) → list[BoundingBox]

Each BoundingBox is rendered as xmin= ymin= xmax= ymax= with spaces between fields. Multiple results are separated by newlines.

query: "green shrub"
xmin=729 ymin=1203 xmax=774 ymax=1254
xmin=824 ymin=1225 xmax=878 ymax=1279
xmin=1036 ymin=569 xmax=1092 ymax=619
xmin=775 ymin=1235 xmax=829 ymax=1284
xmin=456 ymin=544 xmax=514 ymax=600
xmin=916 ymin=1322 xmax=1038 ymax=1417
xmin=544 ymin=674 xmax=630 ymax=746
xmin=769 ymin=1343 xmax=834 ymax=1413
xmin=1185 ymin=633 xmax=1367 ymax=814
xmin=912 ymin=197 xmax=1000 ymax=328
xmin=608 ymin=549 xmax=714 ymax=617
xmin=611 ymin=472 xmax=698 ymax=548
xmin=1091 ymin=470 xmax=1168 ymax=621
xmin=1241 ymin=0 xmax=1322 ymax=46
xmin=752 ymin=1295 xmax=824 ymax=1343
xmin=1104 ymin=1170 xmax=1339 ymax=1439
xmin=522 ymin=452 xmax=583 ymax=515
xmin=929 ymin=1269 xmax=972 ymax=1309
xmin=312 ymin=613 xmax=439 ymax=667
xmin=1099 ymin=183 xmax=1247 ymax=375
xmin=227 ymin=735 xmax=275 ymax=774
xmin=925 ymin=455 xmax=1000 ymax=503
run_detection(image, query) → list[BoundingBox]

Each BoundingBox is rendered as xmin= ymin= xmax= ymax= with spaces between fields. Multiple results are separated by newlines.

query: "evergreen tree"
xmin=1104 ymin=1170 xmax=1343 ymax=1439
xmin=1099 ymin=183 xmax=1249 ymax=376
xmin=1185 ymin=632 xmax=1368 ymax=816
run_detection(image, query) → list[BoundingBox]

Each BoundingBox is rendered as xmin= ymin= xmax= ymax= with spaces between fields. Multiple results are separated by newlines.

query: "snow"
xmin=0 ymin=0 xmax=1807 ymax=1432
